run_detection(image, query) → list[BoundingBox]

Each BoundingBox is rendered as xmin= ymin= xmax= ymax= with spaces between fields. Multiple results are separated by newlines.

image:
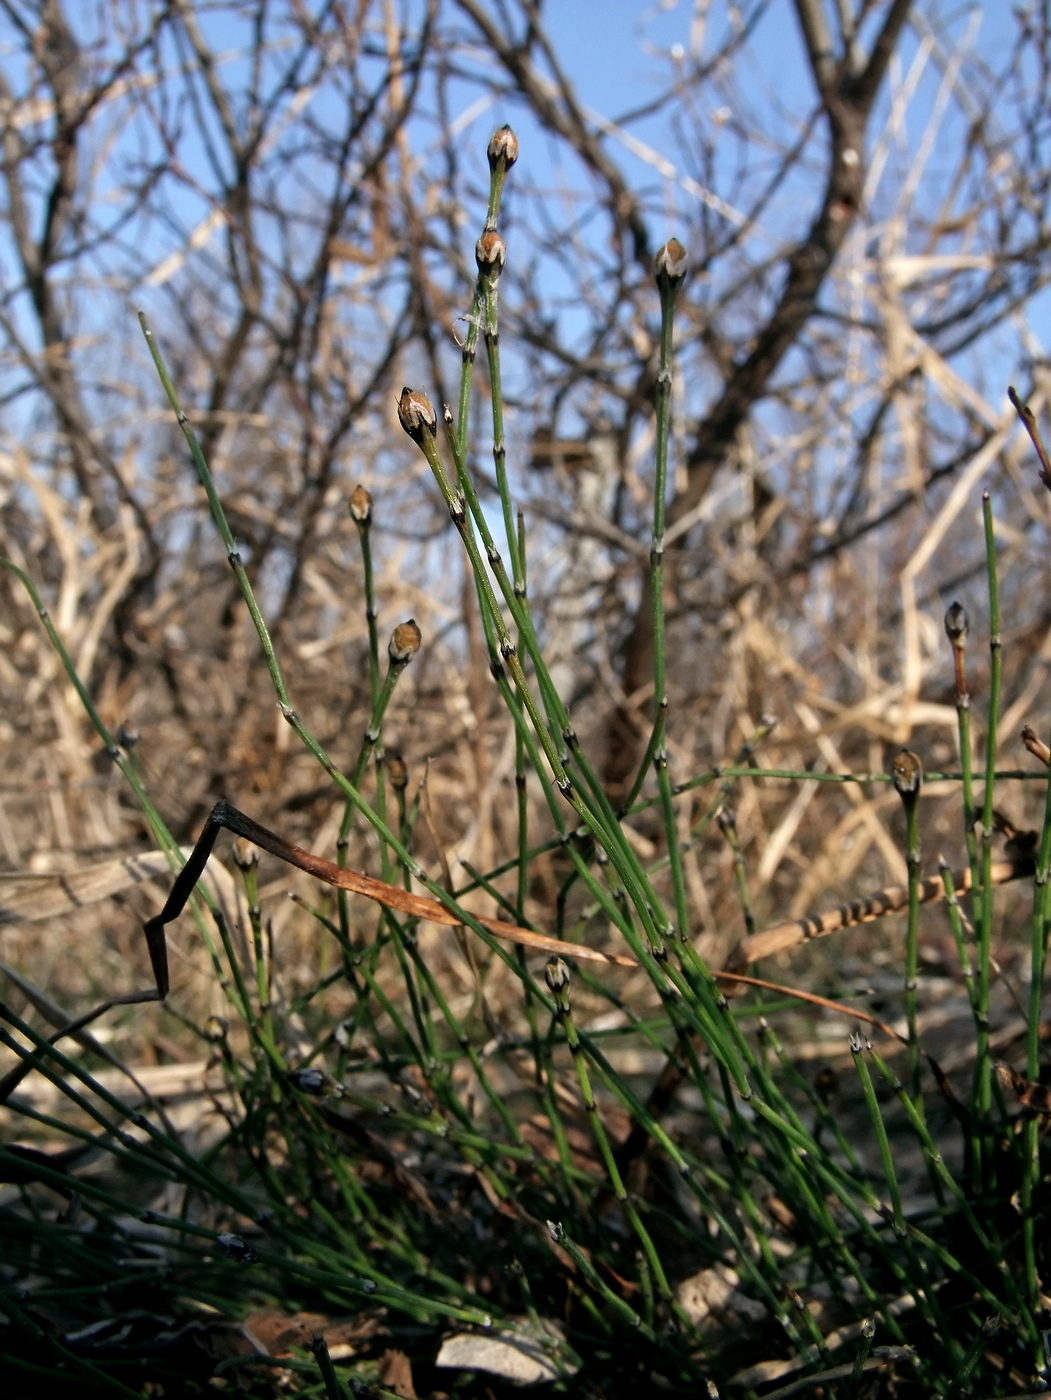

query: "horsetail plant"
xmin=2 ymin=127 xmax=1051 ymax=1398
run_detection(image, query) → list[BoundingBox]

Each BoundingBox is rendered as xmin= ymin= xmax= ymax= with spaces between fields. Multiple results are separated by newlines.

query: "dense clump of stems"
xmin=1 ymin=134 xmax=1050 ymax=1399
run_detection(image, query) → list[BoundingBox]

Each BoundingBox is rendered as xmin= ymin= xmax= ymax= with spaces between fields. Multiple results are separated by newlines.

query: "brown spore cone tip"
xmin=397 ymin=387 xmax=437 ymax=444
xmin=349 ymin=483 xmax=373 ymax=524
xmin=891 ymin=748 xmax=923 ymax=797
xmin=545 ymin=956 xmax=571 ymax=994
xmin=389 ymin=619 xmax=422 ymax=663
xmin=488 ymin=125 xmax=519 ymax=170
xmin=944 ymin=601 xmax=969 ymax=644
xmin=476 ymin=229 xmax=506 ymax=272
xmin=655 ymin=237 xmax=688 ymax=288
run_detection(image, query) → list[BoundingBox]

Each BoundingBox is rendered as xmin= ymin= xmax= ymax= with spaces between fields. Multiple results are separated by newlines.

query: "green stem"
xmin=311 ymin=1333 xmax=349 ymax=1400
xmin=635 ymin=241 xmax=685 ymax=808
xmin=545 ymin=958 xmax=675 ymax=1310
xmin=482 ymin=274 xmax=522 ymax=584
xmin=891 ymin=749 xmax=923 ymax=1104
xmin=1022 ymin=719 xmax=1051 ymax=1304
xmin=456 ymin=125 xmax=517 ymax=457
xmin=973 ymin=493 xmax=1002 ymax=1182
xmin=851 ymin=1034 xmax=905 ymax=1238
xmin=545 ymin=1220 xmax=658 ymax=1342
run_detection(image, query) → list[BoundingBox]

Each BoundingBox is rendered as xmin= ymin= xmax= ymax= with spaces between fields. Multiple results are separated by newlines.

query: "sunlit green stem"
xmin=337 ymin=631 xmax=419 ymax=913
xmin=637 ymin=240 xmax=685 ymax=799
xmin=945 ymin=604 xmax=979 ymax=887
xmin=413 ymin=404 xmax=669 ymax=946
xmin=972 ymin=494 xmax=1002 ymax=1175
xmin=456 ymin=126 xmax=517 ymax=458
xmin=515 ymin=508 xmax=530 ymax=920
xmin=482 ymin=270 xmax=522 ymax=584
xmin=891 ymin=750 xmax=923 ymax=1104
xmin=445 ymin=383 xmax=691 ymax=971
xmin=1022 ymin=720 xmax=1051 ymax=1303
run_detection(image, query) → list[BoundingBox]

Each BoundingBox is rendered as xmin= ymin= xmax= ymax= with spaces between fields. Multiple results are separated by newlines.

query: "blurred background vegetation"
xmin=4 ymin=1 xmax=1051 ymax=1004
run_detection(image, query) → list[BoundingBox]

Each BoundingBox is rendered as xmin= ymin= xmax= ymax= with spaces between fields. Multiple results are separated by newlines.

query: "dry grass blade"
xmin=0 ymin=850 xmax=182 ymax=924
xmin=714 ymin=970 xmax=901 ymax=1043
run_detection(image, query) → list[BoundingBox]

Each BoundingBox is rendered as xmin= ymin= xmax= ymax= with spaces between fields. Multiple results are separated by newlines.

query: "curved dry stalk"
xmin=1022 ymin=725 xmax=1050 ymax=767
xmin=143 ymin=801 xmax=636 ymax=998
xmin=715 ymin=970 xmax=901 ymax=1044
xmin=726 ymin=855 xmax=1035 ymax=969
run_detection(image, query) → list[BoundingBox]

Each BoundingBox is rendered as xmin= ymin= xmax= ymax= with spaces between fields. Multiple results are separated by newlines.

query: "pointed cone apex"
xmin=349 ymin=483 xmax=373 ymax=524
xmin=389 ymin=618 xmax=422 ymax=663
xmin=488 ymin=125 xmax=519 ymax=170
xmin=655 ymin=238 xmax=688 ymax=288
xmin=891 ymin=749 xmax=923 ymax=797
xmin=398 ymin=387 xmax=437 ymax=444
xmin=476 ymin=229 xmax=506 ymax=272
xmin=944 ymin=602 xmax=969 ymax=645
xmin=545 ymin=956 xmax=571 ymax=994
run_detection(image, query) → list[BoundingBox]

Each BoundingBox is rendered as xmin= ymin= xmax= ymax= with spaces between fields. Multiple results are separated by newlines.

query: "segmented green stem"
xmin=848 ymin=1318 xmax=876 ymax=1400
xmin=545 ymin=959 xmax=674 ymax=1308
xmin=482 ymin=269 xmax=522 ymax=584
xmin=718 ymin=805 xmax=756 ymax=942
xmin=545 ymin=1219 xmax=658 ymax=1341
xmin=1022 ymin=720 xmax=1051 ymax=1304
xmin=972 ymin=494 xmax=1002 ymax=1169
xmin=945 ymin=604 xmax=979 ymax=885
xmin=456 ymin=128 xmax=517 ymax=459
xmin=941 ymin=1317 xmax=1001 ymax=1400
xmin=852 ymin=1034 xmax=905 ymax=1237
xmin=353 ymin=493 xmax=381 ymax=707
xmin=430 ymin=406 xmax=766 ymax=1102
xmin=515 ymin=508 xmax=530 ymax=920
xmin=639 ymin=242 xmax=685 ymax=798
xmin=867 ymin=1045 xmax=1027 ymax=1329
xmin=891 ymin=750 xmax=923 ymax=1103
